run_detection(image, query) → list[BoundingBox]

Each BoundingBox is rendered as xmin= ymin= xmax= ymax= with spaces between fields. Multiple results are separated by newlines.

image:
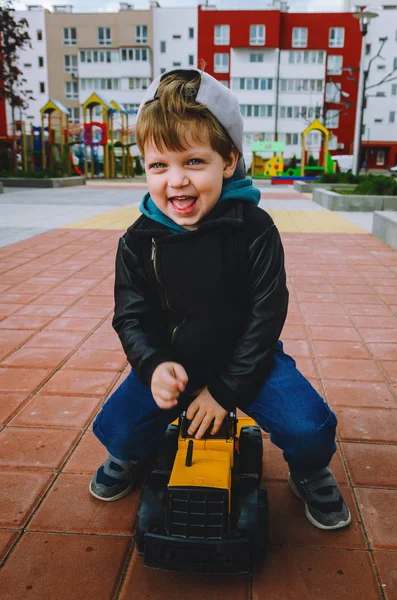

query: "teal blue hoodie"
xmin=139 ymin=178 xmax=261 ymax=234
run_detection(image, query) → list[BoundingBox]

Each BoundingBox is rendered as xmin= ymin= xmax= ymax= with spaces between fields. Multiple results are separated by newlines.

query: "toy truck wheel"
xmin=251 ymin=487 xmax=269 ymax=563
xmin=153 ymin=423 xmax=179 ymax=473
xmin=239 ymin=426 xmax=263 ymax=479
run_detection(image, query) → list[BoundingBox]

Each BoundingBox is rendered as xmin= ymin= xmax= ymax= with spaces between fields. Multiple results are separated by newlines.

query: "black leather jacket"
xmin=112 ymin=200 xmax=289 ymax=411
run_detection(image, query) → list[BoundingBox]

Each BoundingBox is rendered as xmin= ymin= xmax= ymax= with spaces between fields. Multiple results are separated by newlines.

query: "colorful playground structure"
xmin=3 ymin=93 xmax=139 ymax=179
xmin=251 ymin=120 xmax=337 ymax=184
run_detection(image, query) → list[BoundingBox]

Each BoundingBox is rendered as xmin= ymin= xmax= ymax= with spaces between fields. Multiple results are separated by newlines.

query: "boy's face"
xmin=144 ymin=132 xmax=238 ymax=230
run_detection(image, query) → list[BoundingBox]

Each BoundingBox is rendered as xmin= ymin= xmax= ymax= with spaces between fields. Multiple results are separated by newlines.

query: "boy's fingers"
xmin=187 ymin=408 xmax=205 ymax=436
xmin=195 ymin=416 xmax=213 ymax=440
xmin=173 ymin=363 xmax=188 ymax=390
xmin=211 ymin=414 xmax=225 ymax=435
xmin=157 ymin=397 xmax=178 ymax=410
xmin=186 ymin=399 xmax=198 ymax=421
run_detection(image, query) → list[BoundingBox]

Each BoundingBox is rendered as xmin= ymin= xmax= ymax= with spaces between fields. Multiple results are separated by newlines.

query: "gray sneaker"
xmin=89 ymin=454 xmax=141 ymax=502
xmin=288 ymin=467 xmax=351 ymax=530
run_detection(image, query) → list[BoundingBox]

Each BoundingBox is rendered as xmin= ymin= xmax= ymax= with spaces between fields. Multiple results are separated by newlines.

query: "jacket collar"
xmin=129 ymin=200 xmax=245 ymax=237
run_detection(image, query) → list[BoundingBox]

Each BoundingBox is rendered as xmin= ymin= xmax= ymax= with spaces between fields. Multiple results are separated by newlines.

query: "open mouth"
xmin=169 ymin=196 xmax=198 ymax=215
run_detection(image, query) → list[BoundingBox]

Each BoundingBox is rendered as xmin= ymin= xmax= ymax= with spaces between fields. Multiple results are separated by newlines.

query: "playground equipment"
xmin=251 ymin=141 xmax=286 ymax=178
xmin=40 ymin=99 xmax=70 ymax=174
xmin=301 ymin=119 xmax=336 ymax=176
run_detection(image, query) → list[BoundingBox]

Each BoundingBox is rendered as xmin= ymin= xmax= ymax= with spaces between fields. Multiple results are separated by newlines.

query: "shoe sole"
xmin=88 ymin=480 xmax=134 ymax=502
xmin=288 ymin=474 xmax=352 ymax=530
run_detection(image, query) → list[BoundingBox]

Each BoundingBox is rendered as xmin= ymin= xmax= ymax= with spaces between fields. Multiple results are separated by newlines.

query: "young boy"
xmin=90 ymin=68 xmax=351 ymax=531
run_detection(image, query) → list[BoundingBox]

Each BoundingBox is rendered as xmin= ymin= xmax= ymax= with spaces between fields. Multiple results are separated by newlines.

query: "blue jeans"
xmin=93 ymin=341 xmax=337 ymax=473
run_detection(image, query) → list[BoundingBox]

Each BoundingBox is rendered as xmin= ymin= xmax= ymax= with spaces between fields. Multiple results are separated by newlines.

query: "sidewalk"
xmin=0 ymin=186 xmax=396 ymax=599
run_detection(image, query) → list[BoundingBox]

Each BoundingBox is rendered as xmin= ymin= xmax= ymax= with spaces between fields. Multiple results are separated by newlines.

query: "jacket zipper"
xmin=151 ymin=237 xmax=173 ymax=312
xmin=171 ymin=317 xmax=186 ymax=345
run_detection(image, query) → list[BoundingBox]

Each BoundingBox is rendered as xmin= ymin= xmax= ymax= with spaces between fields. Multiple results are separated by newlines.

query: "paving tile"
xmin=323 ymin=380 xmax=397 ymax=409
xmin=369 ymin=343 xmax=397 ymax=361
xmin=10 ymin=394 xmax=103 ymax=429
xmin=295 ymin=357 xmax=317 ymax=378
xmin=303 ymin=313 xmax=351 ymax=327
xmin=342 ymin=442 xmax=397 ymax=488
xmin=0 ymin=471 xmax=55 ymax=528
xmin=355 ymin=488 xmax=397 ymax=550
xmin=361 ymin=328 xmax=397 ymax=343
xmin=336 ymin=407 xmax=397 ymax=443
xmin=0 ymin=303 xmax=25 ymax=316
xmin=63 ymin=430 xmax=106 ymax=473
xmin=0 ymin=530 xmax=19 ymax=562
xmin=0 ymin=293 xmax=40 ymax=304
xmin=28 ymin=473 xmax=140 ymax=535
xmin=0 ymin=367 xmax=52 ymax=392
xmin=14 ymin=304 xmax=69 ymax=317
xmin=0 ymin=392 xmax=30 ymax=426
xmin=311 ymin=340 xmax=371 ymax=359
xmin=81 ymin=332 xmax=123 ymax=351
xmin=351 ymin=315 xmax=397 ymax=329
xmin=0 ymin=427 xmax=80 ymax=470
xmin=281 ymin=324 xmax=307 ymax=340
xmin=0 ymin=329 xmax=34 ymax=347
xmin=0 ymin=532 xmax=132 ymax=600
xmin=284 ymin=312 xmax=303 ymax=325
xmin=1 ymin=347 xmax=71 ymax=369
xmin=0 ymin=346 xmax=15 ymax=362
xmin=308 ymin=326 xmax=361 ymax=342
xmin=62 ymin=348 xmax=127 ymax=371
xmin=40 ymin=369 xmax=118 ymax=396
xmin=344 ymin=303 xmax=394 ymax=316
xmin=252 ymin=546 xmax=379 ymax=600
xmin=30 ymin=294 xmax=76 ymax=306
xmin=23 ymin=330 xmax=88 ymax=349
xmin=266 ymin=482 xmax=365 ymax=549
xmin=261 ymin=438 xmax=348 ymax=485
xmin=43 ymin=317 xmax=103 ymax=332
xmin=119 ymin=550 xmax=250 ymax=600
xmin=61 ymin=305 xmax=112 ymax=318
xmin=338 ymin=293 xmax=385 ymax=305
xmin=297 ymin=292 xmax=339 ymax=303
xmin=316 ymin=358 xmax=383 ymax=381
xmin=282 ymin=339 xmax=311 ymax=357
xmin=373 ymin=551 xmax=397 ymax=600
xmin=379 ymin=361 xmax=397 ymax=384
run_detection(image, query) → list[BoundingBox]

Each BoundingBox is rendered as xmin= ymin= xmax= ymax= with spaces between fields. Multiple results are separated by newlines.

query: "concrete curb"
xmin=0 ymin=182 xmax=3 ymax=194
xmin=0 ymin=176 xmax=86 ymax=188
xmin=373 ymin=211 xmax=397 ymax=250
xmin=313 ymin=187 xmax=397 ymax=211
xmin=293 ymin=181 xmax=357 ymax=193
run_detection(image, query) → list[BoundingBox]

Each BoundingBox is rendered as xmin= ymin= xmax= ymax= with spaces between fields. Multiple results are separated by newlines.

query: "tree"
xmin=0 ymin=0 xmax=33 ymax=172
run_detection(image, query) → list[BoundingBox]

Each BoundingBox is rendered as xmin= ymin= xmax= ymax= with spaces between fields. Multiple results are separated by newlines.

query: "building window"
xmin=289 ymin=50 xmax=324 ymax=64
xmin=23 ymin=63 xmax=32 ymax=68
xmin=376 ymin=150 xmax=385 ymax=166
xmin=189 ymin=27 xmax=194 ymax=39
xmin=285 ymin=133 xmax=299 ymax=146
xmin=292 ymin=27 xmax=308 ymax=48
xmin=172 ymin=34 xmax=181 ymax=39
xmin=394 ymin=57 xmax=397 ymax=70
xmin=326 ymin=82 xmax=341 ymax=103
xmin=240 ymin=104 xmax=273 ymax=118
xmin=160 ymin=40 xmax=166 ymax=53
xmin=365 ymin=43 xmax=371 ymax=55
xmin=392 ymin=83 xmax=397 ymax=96
xmin=38 ymin=56 xmax=44 ymax=67
xmin=37 ymin=29 xmax=43 ymax=41
xmin=81 ymin=50 xmax=118 ymax=63
xmin=69 ymin=107 xmax=80 ymax=124
xmin=326 ymin=109 xmax=340 ymax=128
xmin=280 ymin=78 xmax=323 ymax=93
xmin=65 ymin=81 xmax=78 ymax=99
xmin=377 ymin=64 xmax=386 ymax=70
xmin=390 ymin=111 xmax=396 ymax=123
xmin=121 ymin=48 xmax=147 ymax=61
xmin=219 ymin=80 xmax=229 ymax=87
xmin=98 ymin=27 xmax=112 ymax=46
xmin=63 ymin=27 xmax=77 ymax=45
xmin=136 ymin=25 xmax=148 ymax=44
xmin=250 ymin=24 xmax=265 ymax=46
xmin=214 ymin=53 xmax=229 ymax=73
xmin=188 ymin=54 xmax=194 ymax=66
xmin=232 ymin=77 xmax=273 ymax=91
xmin=64 ymin=54 xmax=78 ymax=73
xmin=39 ymin=82 xmax=45 ymax=94
xmin=81 ymin=78 xmax=119 ymax=91
xmin=128 ymin=77 xmax=150 ymax=90
xmin=250 ymin=53 xmax=264 ymax=63
xmin=214 ymin=25 xmax=230 ymax=45
xmin=160 ymin=68 xmax=166 ymax=74
xmin=172 ymin=62 xmax=181 ymax=66
xmin=329 ymin=27 xmax=344 ymax=48
xmin=327 ymin=54 xmax=343 ymax=75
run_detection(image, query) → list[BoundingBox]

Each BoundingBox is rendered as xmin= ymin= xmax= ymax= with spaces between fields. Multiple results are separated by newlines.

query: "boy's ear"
xmin=223 ymin=149 xmax=240 ymax=179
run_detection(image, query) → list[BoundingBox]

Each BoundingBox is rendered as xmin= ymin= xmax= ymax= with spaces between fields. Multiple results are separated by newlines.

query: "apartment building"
xmin=5 ymin=6 xmax=49 ymax=127
xmin=152 ymin=7 xmax=197 ymax=78
xmin=44 ymin=3 xmax=153 ymax=125
xmin=198 ymin=4 xmax=361 ymax=163
xmin=360 ymin=4 xmax=397 ymax=169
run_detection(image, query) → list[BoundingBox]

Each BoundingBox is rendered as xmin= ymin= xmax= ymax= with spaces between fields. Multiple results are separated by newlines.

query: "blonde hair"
xmin=136 ymin=70 xmax=236 ymax=161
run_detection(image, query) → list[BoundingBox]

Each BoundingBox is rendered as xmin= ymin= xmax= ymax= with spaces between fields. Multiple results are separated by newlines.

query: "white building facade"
xmin=152 ymin=7 xmax=198 ymax=78
xmin=6 ymin=6 xmax=49 ymax=127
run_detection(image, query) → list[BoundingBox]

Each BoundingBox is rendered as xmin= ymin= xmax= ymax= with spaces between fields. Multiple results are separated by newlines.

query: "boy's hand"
xmin=186 ymin=387 xmax=228 ymax=439
xmin=151 ymin=362 xmax=188 ymax=410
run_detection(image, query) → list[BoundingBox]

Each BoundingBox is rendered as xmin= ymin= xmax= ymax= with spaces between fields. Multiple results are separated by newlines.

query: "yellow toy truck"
xmin=136 ymin=411 xmax=268 ymax=573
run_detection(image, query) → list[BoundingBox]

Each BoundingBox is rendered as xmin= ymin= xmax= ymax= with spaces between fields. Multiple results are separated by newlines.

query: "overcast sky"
xmin=13 ymin=0 xmax=348 ymax=13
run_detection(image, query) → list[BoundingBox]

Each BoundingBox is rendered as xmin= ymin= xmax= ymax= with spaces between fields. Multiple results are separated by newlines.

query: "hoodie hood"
xmin=139 ymin=178 xmax=261 ymax=234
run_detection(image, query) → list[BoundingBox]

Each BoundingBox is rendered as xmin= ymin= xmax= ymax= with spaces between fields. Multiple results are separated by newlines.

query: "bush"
xmin=323 ymin=172 xmax=397 ymax=195
xmin=320 ymin=172 xmax=362 ymax=184
xmin=307 ymin=155 xmax=318 ymax=166
xmin=289 ymin=154 xmax=298 ymax=170
xmin=134 ymin=156 xmax=144 ymax=176
xmin=0 ymin=169 xmax=65 ymax=179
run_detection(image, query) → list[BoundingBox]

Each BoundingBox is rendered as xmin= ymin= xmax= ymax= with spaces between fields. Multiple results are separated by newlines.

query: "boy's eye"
xmin=149 ymin=162 xmax=166 ymax=169
xmin=188 ymin=158 xmax=203 ymax=165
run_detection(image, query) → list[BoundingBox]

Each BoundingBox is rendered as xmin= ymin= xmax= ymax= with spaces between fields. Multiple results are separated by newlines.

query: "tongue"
xmin=172 ymin=198 xmax=196 ymax=210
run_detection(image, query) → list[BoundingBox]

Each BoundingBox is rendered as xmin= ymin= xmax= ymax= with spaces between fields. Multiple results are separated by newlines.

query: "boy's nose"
xmin=168 ymin=169 xmax=189 ymax=188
